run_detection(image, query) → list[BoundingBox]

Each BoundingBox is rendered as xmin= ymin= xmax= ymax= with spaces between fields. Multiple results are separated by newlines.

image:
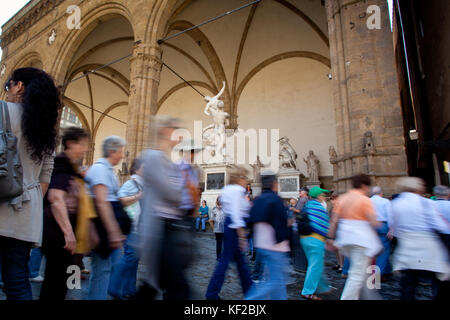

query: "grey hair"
xmin=433 ymin=185 xmax=449 ymax=198
xmin=228 ymin=166 xmax=249 ymax=185
xmin=102 ymin=136 xmax=126 ymax=158
xmin=372 ymin=186 xmax=382 ymax=196
xmin=153 ymin=115 xmax=182 ymax=139
xmin=396 ymin=177 xmax=425 ymax=194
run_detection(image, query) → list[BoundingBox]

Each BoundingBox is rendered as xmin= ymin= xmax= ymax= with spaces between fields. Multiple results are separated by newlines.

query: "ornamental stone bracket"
xmin=0 ymin=0 xmax=65 ymax=49
xmin=0 ymin=64 xmax=6 ymax=77
xmin=329 ymin=130 xmax=407 ymax=194
xmin=48 ymin=29 xmax=56 ymax=45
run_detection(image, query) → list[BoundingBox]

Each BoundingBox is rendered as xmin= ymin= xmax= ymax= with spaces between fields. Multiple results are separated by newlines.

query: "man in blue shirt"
xmin=371 ymin=186 xmax=393 ymax=277
xmin=432 ymin=185 xmax=450 ymax=300
xmin=433 ymin=185 xmax=450 ymax=224
xmin=245 ymin=171 xmax=290 ymax=300
xmin=205 ymin=167 xmax=252 ymax=300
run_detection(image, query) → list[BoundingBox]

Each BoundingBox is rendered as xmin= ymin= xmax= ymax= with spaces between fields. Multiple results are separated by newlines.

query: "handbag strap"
xmin=131 ymin=178 xmax=143 ymax=193
xmin=0 ymin=101 xmax=12 ymax=133
xmin=0 ymin=101 xmax=4 ymax=132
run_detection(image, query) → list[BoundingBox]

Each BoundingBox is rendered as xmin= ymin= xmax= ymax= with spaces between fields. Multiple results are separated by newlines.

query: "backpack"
xmin=296 ymin=209 xmax=313 ymax=236
xmin=0 ymin=101 xmax=23 ymax=202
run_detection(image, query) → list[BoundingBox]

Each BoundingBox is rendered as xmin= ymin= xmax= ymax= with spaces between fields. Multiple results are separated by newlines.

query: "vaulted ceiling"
xmin=157 ymin=0 xmax=330 ymax=123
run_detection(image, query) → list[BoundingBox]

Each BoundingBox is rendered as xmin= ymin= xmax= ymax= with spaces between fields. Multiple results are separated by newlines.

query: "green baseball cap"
xmin=309 ymin=187 xmax=329 ymax=198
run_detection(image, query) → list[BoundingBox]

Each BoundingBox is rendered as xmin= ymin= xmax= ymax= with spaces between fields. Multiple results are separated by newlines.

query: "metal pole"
xmin=162 ymin=62 xmax=206 ymax=98
xmin=64 ymin=96 xmax=127 ymax=125
xmin=62 ymin=1 xmax=263 ymax=98
xmin=64 ymin=40 xmax=141 ymax=86
xmin=157 ymin=0 xmax=261 ymax=44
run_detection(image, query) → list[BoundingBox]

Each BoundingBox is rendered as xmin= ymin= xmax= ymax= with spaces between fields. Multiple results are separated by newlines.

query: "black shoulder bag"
xmin=0 ymin=101 xmax=23 ymax=202
xmin=91 ymin=165 xmax=132 ymax=258
xmin=296 ymin=209 xmax=313 ymax=236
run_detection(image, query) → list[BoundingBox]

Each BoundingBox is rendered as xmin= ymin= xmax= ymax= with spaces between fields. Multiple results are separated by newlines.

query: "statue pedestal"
xmin=200 ymin=163 xmax=236 ymax=207
xmin=251 ymin=183 xmax=262 ymax=198
xmin=306 ymin=181 xmax=321 ymax=190
xmin=277 ymin=168 xmax=301 ymax=200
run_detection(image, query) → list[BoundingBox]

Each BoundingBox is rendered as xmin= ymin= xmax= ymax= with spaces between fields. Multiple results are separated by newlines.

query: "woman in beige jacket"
xmin=0 ymin=67 xmax=60 ymax=300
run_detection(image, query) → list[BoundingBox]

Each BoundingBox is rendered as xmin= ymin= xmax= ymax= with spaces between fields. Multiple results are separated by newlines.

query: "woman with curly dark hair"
xmin=0 ymin=67 xmax=60 ymax=300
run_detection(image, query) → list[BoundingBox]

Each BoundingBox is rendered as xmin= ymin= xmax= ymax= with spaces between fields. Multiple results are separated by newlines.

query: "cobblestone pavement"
xmin=0 ymin=231 xmax=433 ymax=300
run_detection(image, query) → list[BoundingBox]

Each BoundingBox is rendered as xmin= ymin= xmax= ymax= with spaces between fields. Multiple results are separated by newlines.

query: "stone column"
xmin=87 ymin=142 xmax=95 ymax=166
xmin=125 ymin=42 xmax=163 ymax=165
xmin=229 ymin=114 xmax=238 ymax=130
xmin=326 ymin=0 xmax=408 ymax=195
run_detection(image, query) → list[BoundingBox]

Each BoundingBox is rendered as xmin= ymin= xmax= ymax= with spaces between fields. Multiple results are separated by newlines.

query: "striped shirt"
xmin=303 ymin=200 xmax=330 ymax=237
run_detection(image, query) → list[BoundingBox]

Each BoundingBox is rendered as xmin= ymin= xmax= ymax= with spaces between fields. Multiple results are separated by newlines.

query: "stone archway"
xmin=152 ymin=0 xmax=334 ymax=180
xmin=56 ymin=11 xmax=134 ymax=165
xmin=9 ymin=51 xmax=44 ymax=71
xmin=51 ymin=3 xmax=135 ymax=85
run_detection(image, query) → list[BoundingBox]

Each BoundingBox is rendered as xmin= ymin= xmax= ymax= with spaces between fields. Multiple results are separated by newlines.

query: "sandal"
xmin=301 ymin=294 xmax=322 ymax=300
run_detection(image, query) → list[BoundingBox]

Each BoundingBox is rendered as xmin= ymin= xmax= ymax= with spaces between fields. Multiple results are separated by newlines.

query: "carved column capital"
xmin=228 ymin=114 xmax=238 ymax=129
xmin=130 ymin=43 xmax=163 ymax=84
xmin=126 ymin=42 xmax=163 ymax=164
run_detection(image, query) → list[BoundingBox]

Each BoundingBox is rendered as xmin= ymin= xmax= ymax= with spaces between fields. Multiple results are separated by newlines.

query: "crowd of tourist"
xmin=0 ymin=67 xmax=449 ymax=301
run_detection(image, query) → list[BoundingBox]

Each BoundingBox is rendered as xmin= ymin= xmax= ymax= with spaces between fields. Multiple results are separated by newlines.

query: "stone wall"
xmin=325 ymin=0 xmax=408 ymax=195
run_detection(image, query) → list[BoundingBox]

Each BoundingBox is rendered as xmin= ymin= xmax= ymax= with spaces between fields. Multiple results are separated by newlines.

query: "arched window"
xmin=60 ymin=106 xmax=83 ymax=129
xmin=57 ymin=106 xmax=84 ymax=154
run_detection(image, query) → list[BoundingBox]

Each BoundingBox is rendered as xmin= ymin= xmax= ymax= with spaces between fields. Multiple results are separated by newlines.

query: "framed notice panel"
xmin=206 ymin=172 xmax=225 ymax=190
xmin=278 ymin=175 xmax=300 ymax=199
xmin=279 ymin=177 xmax=298 ymax=193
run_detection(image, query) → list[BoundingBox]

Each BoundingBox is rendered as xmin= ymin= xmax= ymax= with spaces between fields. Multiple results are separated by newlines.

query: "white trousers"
xmin=340 ymin=245 xmax=373 ymax=300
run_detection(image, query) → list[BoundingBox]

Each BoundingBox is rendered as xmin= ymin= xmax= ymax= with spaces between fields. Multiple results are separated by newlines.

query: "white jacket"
xmin=393 ymin=231 xmax=450 ymax=280
xmin=334 ymin=219 xmax=383 ymax=258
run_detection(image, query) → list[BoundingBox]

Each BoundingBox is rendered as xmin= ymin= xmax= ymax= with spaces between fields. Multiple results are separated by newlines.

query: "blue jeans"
xmin=343 ymin=257 xmax=350 ymax=275
xmin=205 ymin=217 xmax=252 ymax=300
xmin=215 ymin=233 xmax=224 ymax=260
xmin=245 ymin=249 xmax=289 ymax=300
xmin=87 ymin=248 xmax=120 ymax=300
xmin=195 ymin=216 xmax=208 ymax=230
xmin=108 ymin=235 xmax=140 ymax=298
xmin=300 ymin=236 xmax=330 ymax=295
xmin=29 ymin=248 xmax=43 ymax=278
xmin=376 ymin=222 xmax=392 ymax=275
xmin=248 ymin=237 xmax=254 ymax=256
xmin=252 ymin=249 xmax=264 ymax=281
xmin=0 ymin=236 xmax=32 ymax=300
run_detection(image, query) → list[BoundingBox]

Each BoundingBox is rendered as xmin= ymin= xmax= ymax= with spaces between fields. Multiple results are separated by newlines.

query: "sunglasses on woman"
xmin=4 ymin=78 xmax=13 ymax=92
